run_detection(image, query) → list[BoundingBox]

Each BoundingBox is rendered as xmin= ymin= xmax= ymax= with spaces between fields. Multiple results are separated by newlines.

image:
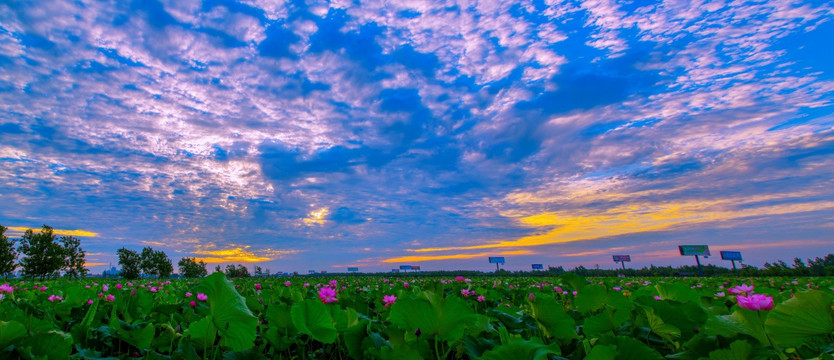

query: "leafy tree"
xmin=214 ymin=264 xmax=222 ymax=273
xmin=61 ymin=235 xmax=88 ymax=278
xmin=140 ymin=247 xmax=157 ymax=276
xmin=154 ymin=250 xmax=174 ymax=278
xmin=254 ymin=265 xmax=263 ymax=277
xmin=177 ymin=257 xmax=207 ymax=278
xmin=139 ymin=246 xmax=173 ymax=278
xmin=117 ymin=247 xmax=142 ymax=279
xmin=224 ymin=264 xmax=251 ymax=278
xmin=0 ymin=225 xmax=18 ymax=277
xmin=18 ymin=225 xmax=66 ymax=279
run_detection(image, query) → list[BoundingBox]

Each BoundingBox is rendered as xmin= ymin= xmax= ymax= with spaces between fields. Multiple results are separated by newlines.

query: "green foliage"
xmin=196 ymin=272 xmax=258 ymax=351
xmin=117 ymin=247 xmax=141 ymax=279
xmin=177 ymin=257 xmax=208 ymax=278
xmin=0 ymin=225 xmax=18 ymax=277
xmin=18 ymin=225 xmax=65 ymax=279
xmin=765 ymin=290 xmax=834 ymax=347
xmin=290 ymin=299 xmax=338 ymax=344
xmin=1 ymin=273 xmax=833 ymax=359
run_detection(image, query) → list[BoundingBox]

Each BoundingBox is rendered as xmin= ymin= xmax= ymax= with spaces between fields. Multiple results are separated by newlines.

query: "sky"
xmin=1 ymin=0 xmax=833 ymax=274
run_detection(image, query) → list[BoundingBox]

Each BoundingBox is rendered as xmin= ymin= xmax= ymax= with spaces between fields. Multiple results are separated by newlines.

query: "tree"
xmin=0 ymin=225 xmax=18 ymax=277
xmin=117 ymin=247 xmax=141 ymax=279
xmin=140 ymin=247 xmax=157 ymax=277
xmin=154 ymin=250 xmax=174 ymax=278
xmin=18 ymin=225 xmax=66 ymax=279
xmin=139 ymin=246 xmax=173 ymax=278
xmin=178 ymin=257 xmax=208 ymax=278
xmin=61 ymin=235 xmax=88 ymax=278
xmin=254 ymin=265 xmax=263 ymax=277
xmin=214 ymin=265 xmax=222 ymax=273
xmin=224 ymin=264 xmax=251 ymax=278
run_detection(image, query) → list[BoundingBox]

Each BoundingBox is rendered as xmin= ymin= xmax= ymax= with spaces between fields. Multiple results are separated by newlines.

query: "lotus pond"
xmin=1 ymin=274 xmax=833 ymax=359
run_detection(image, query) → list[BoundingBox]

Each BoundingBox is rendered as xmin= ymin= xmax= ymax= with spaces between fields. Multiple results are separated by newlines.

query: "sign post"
xmin=679 ymin=245 xmax=710 ymax=276
xmin=347 ymin=267 xmax=359 ymax=273
xmin=612 ymin=255 xmax=631 ymax=270
xmin=531 ymin=264 xmax=544 ymax=271
xmin=399 ymin=265 xmax=412 ymax=273
xmin=720 ymin=251 xmax=743 ymax=270
xmin=488 ymin=257 xmax=505 ymax=272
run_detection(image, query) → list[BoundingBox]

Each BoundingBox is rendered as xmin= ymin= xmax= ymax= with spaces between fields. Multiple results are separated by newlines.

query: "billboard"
xmin=347 ymin=267 xmax=359 ymax=272
xmin=612 ymin=255 xmax=631 ymax=262
xmin=399 ymin=265 xmax=412 ymax=270
xmin=391 ymin=269 xmax=400 ymax=273
xmin=308 ymin=270 xmax=316 ymax=274
xmin=679 ymin=245 xmax=710 ymax=256
xmin=531 ymin=264 xmax=544 ymax=270
xmin=411 ymin=265 xmax=421 ymax=270
xmin=720 ymin=251 xmax=743 ymax=261
xmin=488 ymin=257 xmax=506 ymax=264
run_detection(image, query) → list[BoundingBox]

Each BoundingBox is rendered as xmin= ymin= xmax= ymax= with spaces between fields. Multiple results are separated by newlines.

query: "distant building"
xmin=102 ymin=266 xmax=121 ymax=278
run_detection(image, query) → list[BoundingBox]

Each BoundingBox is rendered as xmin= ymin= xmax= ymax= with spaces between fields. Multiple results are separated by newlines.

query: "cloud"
xmin=5 ymin=226 xmax=98 ymax=237
xmin=1 ymin=0 xmax=833 ymax=272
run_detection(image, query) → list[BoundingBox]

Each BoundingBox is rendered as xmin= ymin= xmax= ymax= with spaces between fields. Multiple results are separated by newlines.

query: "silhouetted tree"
xmin=0 ymin=225 xmax=18 ymax=277
xmin=139 ymin=246 xmax=173 ymax=278
xmin=117 ymin=247 xmax=141 ymax=279
xmin=178 ymin=257 xmax=208 ymax=278
xmin=18 ymin=225 xmax=65 ymax=279
xmin=61 ymin=235 xmax=88 ymax=278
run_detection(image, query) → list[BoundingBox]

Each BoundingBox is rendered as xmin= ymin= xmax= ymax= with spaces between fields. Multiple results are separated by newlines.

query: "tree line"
xmin=0 ymin=224 xmax=88 ymax=279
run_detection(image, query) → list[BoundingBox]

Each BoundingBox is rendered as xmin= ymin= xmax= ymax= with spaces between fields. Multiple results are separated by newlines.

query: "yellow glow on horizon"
xmin=6 ymin=226 xmax=98 ymax=237
xmin=303 ymin=207 xmax=329 ymax=225
xmin=382 ymin=250 xmax=533 ymax=263
xmin=192 ymin=247 xmax=299 ymax=263
xmin=410 ymin=197 xmax=834 ymax=253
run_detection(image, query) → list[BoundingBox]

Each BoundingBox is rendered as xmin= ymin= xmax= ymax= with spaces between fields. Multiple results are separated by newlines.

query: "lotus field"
xmin=1 ymin=274 xmax=833 ymax=359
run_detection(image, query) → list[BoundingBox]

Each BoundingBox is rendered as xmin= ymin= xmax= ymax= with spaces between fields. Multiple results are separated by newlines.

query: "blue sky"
xmin=1 ymin=0 xmax=833 ymax=274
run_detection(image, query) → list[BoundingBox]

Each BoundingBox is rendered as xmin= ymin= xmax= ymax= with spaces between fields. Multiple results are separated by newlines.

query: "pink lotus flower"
xmin=737 ymin=294 xmax=774 ymax=311
xmin=254 ymin=283 xmax=262 ymax=290
xmin=329 ymin=280 xmax=338 ymax=288
xmin=102 ymin=284 xmax=108 ymax=292
xmin=48 ymin=295 xmax=63 ymax=302
xmin=403 ymin=282 xmax=409 ymax=288
xmin=87 ymin=299 xmax=94 ymax=305
xmin=303 ymin=283 xmax=310 ymax=287
xmin=613 ymin=287 xmax=622 ymax=291
xmin=461 ymin=289 xmax=471 ymax=297
xmin=150 ymin=287 xmax=158 ymax=293
xmin=116 ymin=284 xmax=123 ymax=290
xmin=729 ymin=284 xmax=754 ymax=294
xmin=477 ymin=295 xmax=485 ymax=302
xmin=382 ymin=295 xmax=397 ymax=307
xmin=455 ymin=276 xmax=464 ymax=282
xmin=318 ymin=287 xmax=338 ymax=304
xmin=189 ymin=300 xmax=196 ymax=307
xmin=528 ymin=293 xmax=536 ymax=301
xmin=0 ymin=284 xmax=13 ymax=294
xmin=186 ymin=292 xmax=193 ymax=297
xmin=39 ymin=286 xmax=47 ymax=291
xmin=715 ymin=292 xmax=725 ymax=297
xmin=284 ymin=281 xmax=291 ymax=287
xmin=105 ymin=294 xmax=115 ymax=302
xmin=197 ymin=293 xmax=207 ymax=302
xmin=654 ymin=295 xmax=662 ymax=300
